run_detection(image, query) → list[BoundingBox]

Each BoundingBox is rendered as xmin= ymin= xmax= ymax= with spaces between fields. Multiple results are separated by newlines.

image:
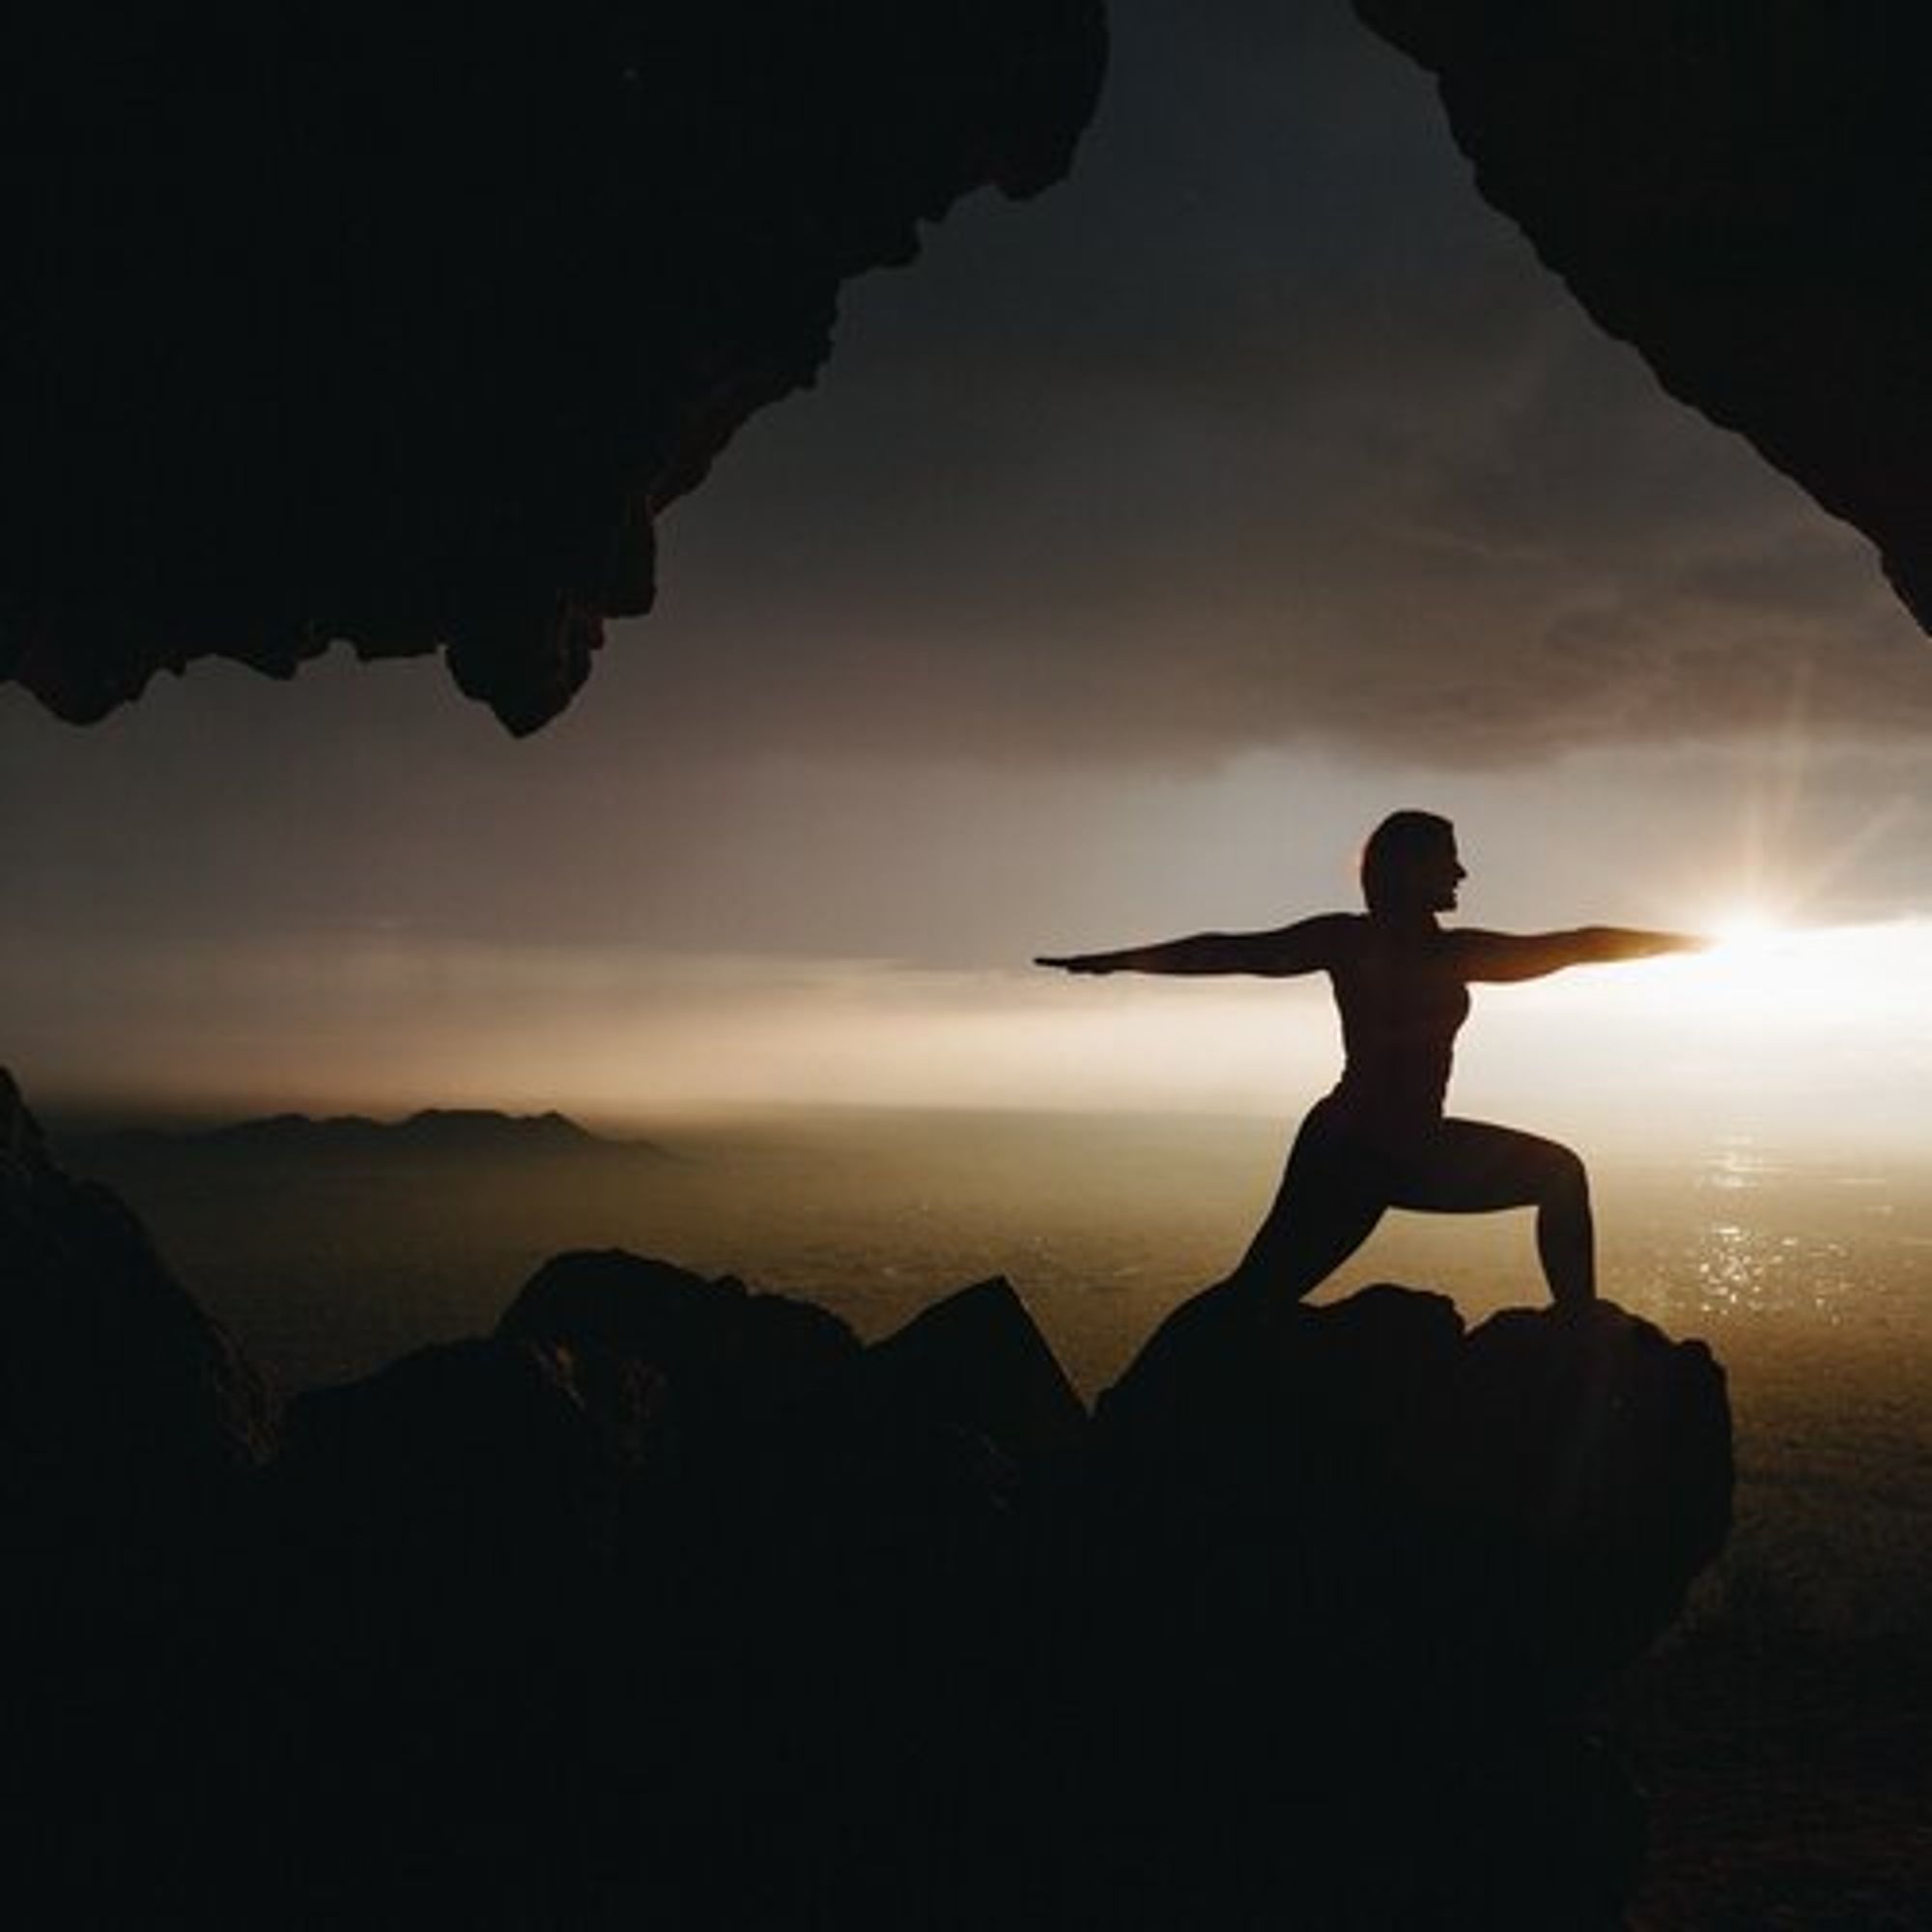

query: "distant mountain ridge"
xmin=63 ymin=1108 xmax=666 ymax=1163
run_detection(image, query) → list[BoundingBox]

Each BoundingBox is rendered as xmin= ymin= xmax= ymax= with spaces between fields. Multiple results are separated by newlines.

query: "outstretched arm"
xmin=1451 ymin=925 xmax=1706 ymax=983
xmin=1037 ymin=912 xmax=1351 ymax=979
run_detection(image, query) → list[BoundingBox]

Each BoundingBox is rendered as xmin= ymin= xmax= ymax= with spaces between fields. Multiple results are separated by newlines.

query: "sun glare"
xmin=1475 ymin=914 xmax=1932 ymax=1153
xmin=1602 ymin=910 xmax=1927 ymax=1037
xmin=1704 ymin=905 xmax=1785 ymax=951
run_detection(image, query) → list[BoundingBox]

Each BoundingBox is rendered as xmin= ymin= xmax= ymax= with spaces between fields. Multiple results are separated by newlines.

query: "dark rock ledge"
xmin=2 ymin=1070 xmax=1729 ymax=1928
xmin=1 ymin=2 xmax=1109 ymax=734
xmin=1356 ymin=1 xmax=1932 ymax=635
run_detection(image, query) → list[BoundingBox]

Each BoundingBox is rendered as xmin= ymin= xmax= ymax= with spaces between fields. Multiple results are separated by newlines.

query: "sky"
xmin=7 ymin=1 xmax=1932 ymax=1151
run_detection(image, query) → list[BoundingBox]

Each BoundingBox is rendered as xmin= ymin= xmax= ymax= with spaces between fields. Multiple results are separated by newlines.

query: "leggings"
xmin=1231 ymin=1096 xmax=1595 ymax=1306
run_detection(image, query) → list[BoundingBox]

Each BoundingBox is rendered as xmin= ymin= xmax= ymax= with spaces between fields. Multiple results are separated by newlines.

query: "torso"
xmin=1323 ymin=914 xmax=1470 ymax=1138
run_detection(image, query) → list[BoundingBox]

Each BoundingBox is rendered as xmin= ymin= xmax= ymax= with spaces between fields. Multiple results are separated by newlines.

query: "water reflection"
xmin=1683 ymin=1222 xmax=1836 ymax=1319
xmin=1701 ymin=1137 xmax=1783 ymax=1192
xmin=1638 ymin=1142 xmax=1892 ymax=1325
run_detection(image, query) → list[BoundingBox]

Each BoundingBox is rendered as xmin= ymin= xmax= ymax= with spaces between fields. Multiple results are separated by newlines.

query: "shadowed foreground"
xmin=2 ymin=1071 xmax=1730 ymax=1928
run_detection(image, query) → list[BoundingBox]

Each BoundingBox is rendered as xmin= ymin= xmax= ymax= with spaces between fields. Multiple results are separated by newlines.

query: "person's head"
xmin=1360 ymin=810 xmax=1464 ymax=918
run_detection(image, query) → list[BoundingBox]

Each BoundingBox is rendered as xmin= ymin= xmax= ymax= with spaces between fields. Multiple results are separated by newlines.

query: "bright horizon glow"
xmin=16 ymin=916 xmax=1932 ymax=1161
xmin=1703 ymin=905 xmax=1787 ymax=949
xmin=1460 ymin=914 xmax=1932 ymax=1154
xmin=1585 ymin=915 xmax=1895 ymax=1026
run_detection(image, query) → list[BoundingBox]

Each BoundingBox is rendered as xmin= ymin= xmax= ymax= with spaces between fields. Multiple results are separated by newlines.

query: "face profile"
xmin=1359 ymin=809 xmax=1465 ymax=920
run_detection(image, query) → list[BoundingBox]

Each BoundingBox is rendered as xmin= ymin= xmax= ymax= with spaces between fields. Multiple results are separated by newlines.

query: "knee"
xmin=1540 ymin=1142 xmax=1590 ymax=1208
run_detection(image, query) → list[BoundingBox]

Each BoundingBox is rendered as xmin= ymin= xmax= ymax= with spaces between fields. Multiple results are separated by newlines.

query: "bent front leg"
xmin=1395 ymin=1119 xmax=1596 ymax=1308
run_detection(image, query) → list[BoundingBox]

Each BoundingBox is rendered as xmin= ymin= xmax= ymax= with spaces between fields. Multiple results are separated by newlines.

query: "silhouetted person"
xmin=1037 ymin=810 xmax=1702 ymax=1307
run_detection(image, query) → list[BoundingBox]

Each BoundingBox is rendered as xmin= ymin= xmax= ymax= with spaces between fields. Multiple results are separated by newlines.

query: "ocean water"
xmin=74 ymin=1108 xmax=1932 ymax=1639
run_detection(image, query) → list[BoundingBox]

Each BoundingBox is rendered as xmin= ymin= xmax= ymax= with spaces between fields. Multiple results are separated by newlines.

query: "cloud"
xmin=582 ymin=5 xmax=1932 ymax=773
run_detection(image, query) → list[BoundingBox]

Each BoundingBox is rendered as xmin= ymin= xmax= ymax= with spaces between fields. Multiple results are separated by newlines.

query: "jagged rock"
xmin=273 ymin=1335 xmax=644 ymax=1591
xmin=1447 ymin=1298 xmax=1733 ymax=1693
xmin=1357 ymin=1 xmax=1932 ymax=634
xmin=1096 ymin=1276 xmax=1465 ymax=1501
xmin=0 ymin=1065 xmax=276 ymax=1606
xmin=495 ymin=1261 xmax=1041 ymax=1931
xmin=1094 ymin=1282 xmax=1729 ymax=1701
xmin=236 ymin=1337 xmax=651 ymax=1929
xmin=498 ymin=1246 xmax=860 ymax=1418
xmin=0 ymin=1070 xmax=279 ymax=1926
xmin=1067 ymin=1281 xmax=1731 ymax=1927
xmin=3 ymin=1 xmax=1107 ymax=732
xmin=860 ymin=1275 xmax=1089 ymax=1471
xmin=0 ymin=1118 xmax=1733 ymax=1928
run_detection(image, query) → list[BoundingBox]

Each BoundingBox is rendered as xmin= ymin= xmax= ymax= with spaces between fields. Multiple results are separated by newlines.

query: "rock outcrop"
xmin=0 ymin=1067 xmax=276 ymax=1608
xmin=12 ymin=8 xmax=1928 ymax=732
xmin=1074 ymin=1279 xmax=1730 ymax=1926
xmin=0 ymin=1081 xmax=1731 ymax=1926
xmin=500 ymin=1246 xmax=861 ymax=1419
xmin=1357 ymin=1 xmax=1932 ymax=634
xmin=1 ymin=1070 xmax=279 ymax=1926
xmin=2 ymin=1 xmax=1107 ymax=733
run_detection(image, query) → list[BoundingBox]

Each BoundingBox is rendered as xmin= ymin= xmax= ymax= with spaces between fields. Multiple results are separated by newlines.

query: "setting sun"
xmin=1703 ymin=905 xmax=1787 ymax=950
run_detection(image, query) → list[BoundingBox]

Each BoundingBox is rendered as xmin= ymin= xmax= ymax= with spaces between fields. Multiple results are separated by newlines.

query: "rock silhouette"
xmin=69 ymin=1105 xmax=668 ymax=1169
xmin=1069 ymin=1283 xmax=1730 ymax=1925
xmin=500 ymin=1246 xmax=861 ymax=1420
xmin=1 ymin=1069 xmax=278 ymax=1926
xmin=0 ymin=1067 xmax=274 ymax=1605
xmin=1357 ymin=0 xmax=1932 ymax=635
xmin=14 ymin=8 xmax=1930 ymax=732
xmin=0 ymin=1069 xmax=1731 ymax=1926
xmin=2 ymin=1 xmax=1107 ymax=732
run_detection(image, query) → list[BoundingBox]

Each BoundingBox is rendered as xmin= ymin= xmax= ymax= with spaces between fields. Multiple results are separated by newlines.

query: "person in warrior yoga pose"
xmin=1036 ymin=810 xmax=1704 ymax=1307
